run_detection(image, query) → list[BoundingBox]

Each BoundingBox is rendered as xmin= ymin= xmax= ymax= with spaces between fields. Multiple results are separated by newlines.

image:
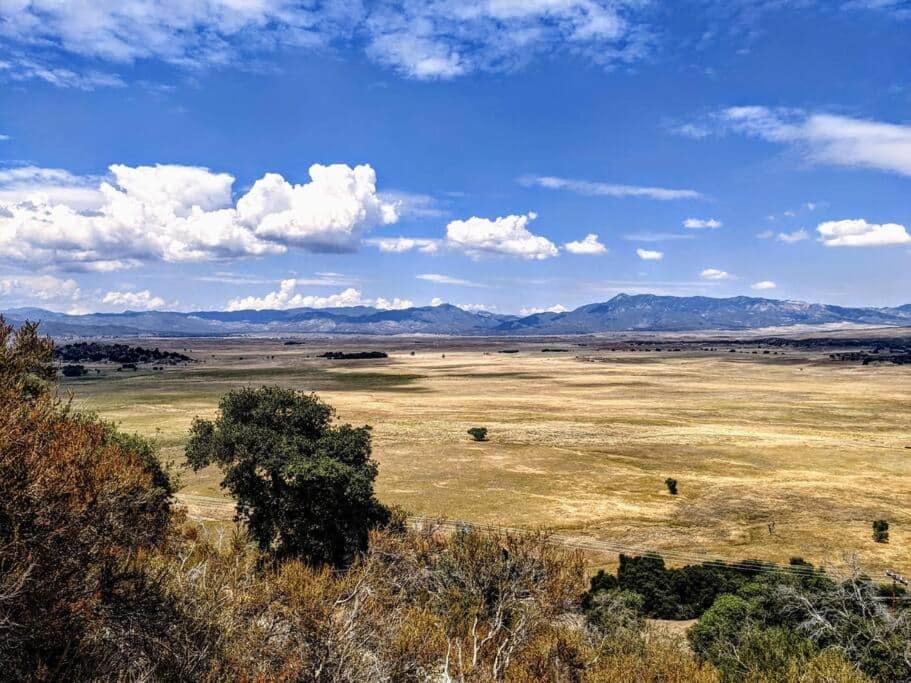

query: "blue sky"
xmin=1 ymin=0 xmax=909 ymax=315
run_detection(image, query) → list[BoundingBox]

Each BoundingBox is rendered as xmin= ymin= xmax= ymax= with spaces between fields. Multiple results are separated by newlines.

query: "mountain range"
xmin=3 ymin=294 xmax=911 ymax=337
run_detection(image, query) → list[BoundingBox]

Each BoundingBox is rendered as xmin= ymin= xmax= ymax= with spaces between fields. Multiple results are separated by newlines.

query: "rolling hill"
xmin=3 ymin=294 xmax=910 ymax=337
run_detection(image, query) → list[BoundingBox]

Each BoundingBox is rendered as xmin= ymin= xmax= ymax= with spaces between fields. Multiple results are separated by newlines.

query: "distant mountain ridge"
xmin=3 ymin=294 xmax=911 ymax=337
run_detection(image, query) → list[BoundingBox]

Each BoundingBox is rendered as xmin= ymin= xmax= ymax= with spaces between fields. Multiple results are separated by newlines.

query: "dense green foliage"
xmin=186 ymin=386 xmax=389 ymax=566
xmin=56 ymin=341 xmax=192 ymax=364
xmin=582 ymin=547 xmax=909 ymax=682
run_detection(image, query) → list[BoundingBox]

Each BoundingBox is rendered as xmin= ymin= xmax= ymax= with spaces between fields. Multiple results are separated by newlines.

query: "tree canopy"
xmin=186 ymin=386 xmax=389 ymax=566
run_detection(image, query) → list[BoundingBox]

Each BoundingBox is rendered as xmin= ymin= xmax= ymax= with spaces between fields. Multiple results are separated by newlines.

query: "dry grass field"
xmin=60 ymin=335 xmax=911 ymax=575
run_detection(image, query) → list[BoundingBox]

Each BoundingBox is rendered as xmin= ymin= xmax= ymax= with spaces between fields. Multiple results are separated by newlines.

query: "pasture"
xmin=61 ymin=335 xmax=911 ymax=574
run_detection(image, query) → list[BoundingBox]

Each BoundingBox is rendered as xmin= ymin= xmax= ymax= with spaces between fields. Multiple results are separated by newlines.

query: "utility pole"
xmin=885 ymin=570 xmax=908 ymax=611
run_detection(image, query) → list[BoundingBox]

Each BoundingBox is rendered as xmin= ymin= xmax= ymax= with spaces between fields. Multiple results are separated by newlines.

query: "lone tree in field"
xmin=186 ymin=386 xmax=389 ymax=566
xmin=468 ymin=426 xmax=488 ymax=442
xmin=872 ymin=519 xmax=889 ymax=543
xmin=665 ymin=478 xmax=678 ymax=495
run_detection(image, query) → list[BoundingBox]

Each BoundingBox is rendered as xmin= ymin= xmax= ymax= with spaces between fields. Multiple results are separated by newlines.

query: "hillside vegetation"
xmin=2 ymin=319 xmax=909 ymax=681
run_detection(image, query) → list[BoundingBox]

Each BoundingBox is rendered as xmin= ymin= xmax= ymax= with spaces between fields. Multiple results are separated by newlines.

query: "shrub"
xmin=61 ymin=363 xmax=88 ymax=377
xmin=873 ymin=520 xmax=889 ymax=543
xmin=468 ymin=426 xmax=488 ymax=442
xmin=185 ymin=386 xmax=389 ymax=566
xmin=665 ymin=477 xmax=678 ymax=495
xmin=0 ymin=317 xmax=178 ymax=679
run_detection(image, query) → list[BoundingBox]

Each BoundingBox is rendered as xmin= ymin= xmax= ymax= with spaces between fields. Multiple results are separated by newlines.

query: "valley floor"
xmin=61 ymin=334 xmax=911 ymax=575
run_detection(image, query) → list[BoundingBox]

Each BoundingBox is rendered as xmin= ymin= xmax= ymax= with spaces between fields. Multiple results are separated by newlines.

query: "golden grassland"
xmin=60 ymin=335 xmax=911 ymax=575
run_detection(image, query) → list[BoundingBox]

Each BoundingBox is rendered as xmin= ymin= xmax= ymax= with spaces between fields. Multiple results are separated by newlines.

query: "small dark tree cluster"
xmin=61 ymin=363 xmax=88 ymax=377
xmin=56 ymin=342 xmax=191 ymax=365
xmin=320 ymin=351 xmax=388 ymax=360
xmin=665 ymin=477 xmax=678 ymax=495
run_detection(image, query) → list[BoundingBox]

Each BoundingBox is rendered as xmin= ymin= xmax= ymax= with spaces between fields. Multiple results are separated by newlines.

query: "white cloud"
xmin=624 ymin=232 xmax=694 ymax=242
xmin=0 ymin=134 xmax=10 ymax=141
xmin=225 ymin=281 xmax=410 ymax=311
xmin=756 ymin=230 xmax=775 ymax=239
xmin=380 ymin=191 xmax=446 ymax=218
xmin=519 ymin=304 xmax=568 ymax=315
xmin=564 ymin=233 xmax=607 ymax=255
xmin=456 ymin=303 xmax=495 ymax=312
xmin=683 ymin=218 xmax=722 ymax=229
xmin=0 ymin=162 xmax=397 ymax=270
xmin=445 ymin=212 xmax=559 ymax=260
xmin=0 ymin=1 xmax=335 ymax=72
xmin=700 ymin=268 xmax=733 ymax=280
xmin=364 ymin=1 xmax=648 ymax=80
xmin=521 ymin=175 xmax=702 ymax=201
xmin=716 ymin=107 xmax=911 ymax=177
xmin=751 ymin=281 xmax=777 ymax=290
xmin=430 ymin=297 xmax=444 ymax=306
xmin=366 ymin=237 xmax=439 ymax=253
xmin=636 ymin=248 xmax=663 ymax=260
xmin=236 ymin=164 xmax=397 ymax=252
xmin=776 ymin=229 xmax=809 ymax=244
xmin=416 ymin=273 xmax=486 ymax=287
xmin=1 ymin=1 xmax=650 ymax=86
xmin=817 ymin=219 xmax=911 ymax=247
xmin=373 ymin=296 xmax=414 ymax=310
xmin=0 ymin=274 xmax=81 ymax=305
xmin=0 ymin=166 xmax=104 ymax=209
xmin=102 ymin=289 xmax=166 ymax=311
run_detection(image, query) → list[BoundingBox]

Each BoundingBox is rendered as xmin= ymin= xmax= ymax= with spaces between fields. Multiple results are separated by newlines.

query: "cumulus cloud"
xmin=700 ymin=268 xmax=733 ymax=280
xmin=445 ymin=212 xmax=559 ymax=260
xmin=564 ymin=233 xmax=607 ymax=255
xmin=0 ymin=274 xmax=81 ymax=306
xmin=0 ymin=162 xmax=397 ymax=270
xmin=751 ymin=281 xmax=777 ymax=290
xmin=102 ymin=289 xmax=167 ymax=310
xmin=366 ymin=237 xmax=440 ymax=253
xmin=711 ymin=107 xmax=911 ymax=177
xmin=776 ymin=229 xmax=809 ymax=244
xmin=520 ymin=304 xmax=568 ymax=315
xmin=816 ymin=219 xmax=911 ymax=247
xmin=521 ymin=175 xmax=702 ymax=201
xmin=636 ymin=248 xmax=663 ymax=260
xmin=226 ymin=280 xmax=411 ymax=311
xmin=456 ymin=303 xmax=496 ymax=312
xmin=683 ymin=218 xmax=722 ymax=229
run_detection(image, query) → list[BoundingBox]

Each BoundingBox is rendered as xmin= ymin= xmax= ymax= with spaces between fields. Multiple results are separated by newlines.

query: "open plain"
xmin=61 ymin=333 xmax=911 ymax=575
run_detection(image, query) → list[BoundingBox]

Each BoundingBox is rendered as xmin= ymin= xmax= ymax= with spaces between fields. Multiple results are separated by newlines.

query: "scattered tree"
xmin=873 ymin=519 xmax=890 ymax=543
xmin=467 ymin=426 xmax=489 ymax=442
xmin=61 ymin=363 xmax=88 ymax=377
xmin=185 ymin=386 xmax=389 ymax=566
xmin=665 ymin=477 xmax=678 ymax=495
